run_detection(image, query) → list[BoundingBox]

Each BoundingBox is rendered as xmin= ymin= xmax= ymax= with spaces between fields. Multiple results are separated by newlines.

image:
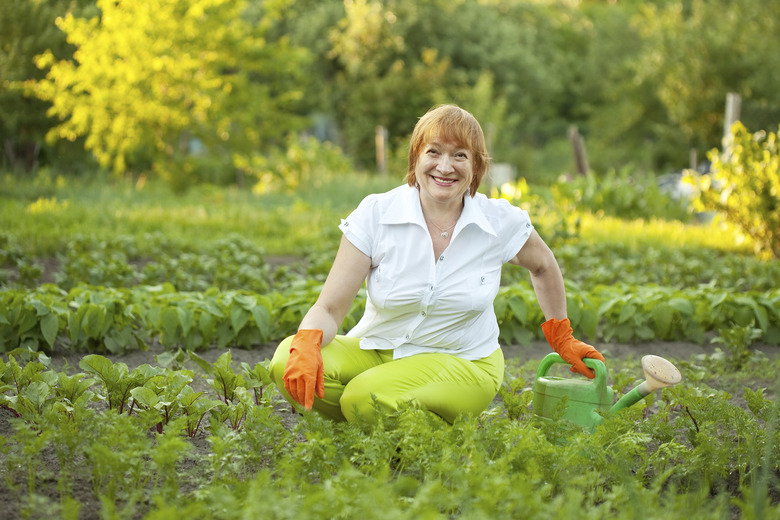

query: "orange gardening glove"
xmin=541 ymin=318 xmax=605 ymax=379
xmin=282 ymin=329 xmax=325 ymax=410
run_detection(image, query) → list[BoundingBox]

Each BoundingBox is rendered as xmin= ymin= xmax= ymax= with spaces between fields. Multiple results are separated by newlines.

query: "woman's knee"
xmin=340 ymin=378 xmax=391 ymax=423
xmin=268 ymin=335 xmax=294 ymax=386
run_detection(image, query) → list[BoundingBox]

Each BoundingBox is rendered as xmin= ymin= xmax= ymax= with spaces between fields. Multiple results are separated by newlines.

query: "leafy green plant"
xmin=710 ymin=322 xmax=763 ymax=370
xmin=67 ymin=285 xmax=148 ymax=353
xmin=553 ymin=167 xmax=691 ymax=222
xmin=498 ymin=376 xmax=533 ymax=421
xmin=685 ymin=122 xmax=780 ymax=259
xmin=0 ymin=350 xmax=55 ymax=420
xmin=191 ymin=351 xmax=253 ymax=431
xmin=0 ymin=285 xmax=68 ymax=352
xmin=178 ymin=385 xmax=222 ymax=438
xmin=56 ymin=234 xmax=139 ymax=290
xmin=129 ymin=369 xmax=193 ymax=433
xmin=78 ymin=354 xmax=164 ymax=413
xmin=240 ymin=360 xmax=273 ymax=406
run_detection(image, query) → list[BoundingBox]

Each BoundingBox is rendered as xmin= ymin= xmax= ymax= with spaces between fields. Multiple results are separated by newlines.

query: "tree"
xmin=323 ymin=0 xmax=580 ymax=170
xmin=31 ymin=0 xmax=311 ymax=184
xmin=0 ymin=0 xmax=93 ymax=171
xmin=632 ymin=0 xmax=780 ymax=169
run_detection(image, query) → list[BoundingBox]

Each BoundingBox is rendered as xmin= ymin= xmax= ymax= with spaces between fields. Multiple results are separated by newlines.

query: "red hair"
xmin=405 ymin=104 xmax=490 ymax=197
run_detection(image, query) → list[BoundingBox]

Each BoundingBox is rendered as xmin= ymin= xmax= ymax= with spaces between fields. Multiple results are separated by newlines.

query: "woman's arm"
xmin=509 ymin=230 xmax=605 ymax=378
xmin=509 ymin=230 xmax=567 ymax=320
xmin=299 ymin=235 xmax=372 ymax=343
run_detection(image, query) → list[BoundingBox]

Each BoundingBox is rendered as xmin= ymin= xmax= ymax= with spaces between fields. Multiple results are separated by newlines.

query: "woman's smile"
xmin=415 ymin=139 xmax=473 ymax=208
xmin=431 ymin=175 xmax=457 ymax=187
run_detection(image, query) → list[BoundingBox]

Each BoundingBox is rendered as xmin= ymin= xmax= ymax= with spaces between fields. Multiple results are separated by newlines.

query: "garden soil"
xmin=2 ymin=340 xmax=778 ymax=519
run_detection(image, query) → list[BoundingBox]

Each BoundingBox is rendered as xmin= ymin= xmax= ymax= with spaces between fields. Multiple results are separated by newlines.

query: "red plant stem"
xmin=685 ymin=406 xmax=699 ymax=433
xmin=0 ymin=403 xmax=20 ymax=418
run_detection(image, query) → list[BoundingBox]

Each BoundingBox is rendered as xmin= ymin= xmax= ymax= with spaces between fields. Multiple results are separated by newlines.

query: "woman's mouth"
xmin=431 ymin=175 xmax=457 ymax=187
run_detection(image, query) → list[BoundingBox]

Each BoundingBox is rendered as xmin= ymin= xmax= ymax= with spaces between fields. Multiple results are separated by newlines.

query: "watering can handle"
xmin=536 ymin=353 xmax=608 ymax=385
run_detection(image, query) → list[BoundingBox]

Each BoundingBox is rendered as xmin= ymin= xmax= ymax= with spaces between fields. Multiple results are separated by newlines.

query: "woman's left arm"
xmin=509 ymin=230 xmax=567 ymax=320
xmin=510 ymin=230 xmax=605 ymax=378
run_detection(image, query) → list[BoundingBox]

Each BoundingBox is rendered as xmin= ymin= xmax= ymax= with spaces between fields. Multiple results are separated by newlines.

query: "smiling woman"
xmin=268 ymin=104 xmax=605 ymax=424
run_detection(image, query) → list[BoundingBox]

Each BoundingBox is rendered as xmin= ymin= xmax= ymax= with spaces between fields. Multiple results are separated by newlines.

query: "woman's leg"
xmin=340 ymin=348 xmax=504 ymax=424
xmin=269 ymin=335 xmax=388 ymax=421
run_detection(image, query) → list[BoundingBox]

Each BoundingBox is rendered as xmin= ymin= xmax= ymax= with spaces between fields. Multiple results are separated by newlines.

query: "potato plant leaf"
xmin=40 ymin=312 xmax=59 ymax=348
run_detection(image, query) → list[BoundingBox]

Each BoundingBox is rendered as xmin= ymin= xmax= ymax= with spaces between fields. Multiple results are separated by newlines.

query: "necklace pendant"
xmin=441 ymin=231 xmax=448 ymax=239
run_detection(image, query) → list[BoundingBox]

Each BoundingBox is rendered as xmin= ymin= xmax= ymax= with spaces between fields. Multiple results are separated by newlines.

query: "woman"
xmin=269 ymin=104 xmax=604 ymax=424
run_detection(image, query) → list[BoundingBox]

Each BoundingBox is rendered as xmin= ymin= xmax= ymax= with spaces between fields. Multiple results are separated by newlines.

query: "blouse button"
xmin=422 ymin=311 xmax=427 ymax=316
xmin=480 ymin=276 xmax=486 ymax=284
xmin=405 ymin=334 xmax=410 ymax=340
xmin=439 ymin=255 xmax=444 ymax=262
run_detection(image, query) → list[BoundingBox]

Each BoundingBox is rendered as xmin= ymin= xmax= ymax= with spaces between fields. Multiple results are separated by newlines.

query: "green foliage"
xmin=321 ymin=0 xmax=581 ymax=169
xmin=2 ymin=275 xmax=779 ymax=354
xmin=539 ymin=241 xmax=780 ymax=293
xmin=633 ymin=0 xmax=780 ymax=163
xmin=238 ymin=128 xmax=354 ymax=194
xmin=686 ymin=123 xmax=780 ymax=259
xmin=4 ymin=349 xmax=779 ymax=518
xmin=553 ymin=168 xmax=690 ymax=222
xmin=0 ymin=0 xmax=94 ymax=171
xmin=710 ymin=322 xmax=763 ymax=370
xmin=4 ymin=0 xmax=780 ymax=180
xmin=0 ymin=172 xmax=399 ymax=258
xmin=79 ymin=354 xmax=163 ymax=413
xmin=30 ymin=0 xmax=310 ymax=181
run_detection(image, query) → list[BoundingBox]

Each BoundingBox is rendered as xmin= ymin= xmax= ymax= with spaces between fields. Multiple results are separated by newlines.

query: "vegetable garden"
xmin=1 ymin=172 xmax=779 ymax=519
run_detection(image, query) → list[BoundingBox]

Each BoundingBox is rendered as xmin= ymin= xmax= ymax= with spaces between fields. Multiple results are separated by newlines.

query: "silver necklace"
xmin=427 ymin=220 xmax=457 ymax=239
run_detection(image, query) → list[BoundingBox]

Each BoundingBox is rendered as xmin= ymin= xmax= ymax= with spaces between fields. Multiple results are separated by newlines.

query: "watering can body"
xmin=532 ymin=353 xmax=613 ymax=429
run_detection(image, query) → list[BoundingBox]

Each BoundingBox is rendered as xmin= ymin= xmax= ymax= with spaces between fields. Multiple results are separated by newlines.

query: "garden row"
xmin=1 ymin=348 xmax=272 ymax=437
xmin=3 ymin=231 xmax=779 ymax=294
xmin=1 ymin=280 xmax=778 ymax=355
xmin=1 ymin=346 xmax=778 ymax=519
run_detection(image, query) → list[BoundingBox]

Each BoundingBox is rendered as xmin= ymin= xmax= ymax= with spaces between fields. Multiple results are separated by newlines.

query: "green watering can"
xmin=532 ymin=353 xmax=682 ymax=430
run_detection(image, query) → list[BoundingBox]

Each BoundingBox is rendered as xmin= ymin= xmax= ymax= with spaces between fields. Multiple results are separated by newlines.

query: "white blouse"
xmin=339 ymin=184 xmax=534 ymax=360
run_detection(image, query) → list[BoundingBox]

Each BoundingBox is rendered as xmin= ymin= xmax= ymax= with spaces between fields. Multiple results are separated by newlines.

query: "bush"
xmin=685 ymin=123 xmax=780 ymax=258
xmin=553 ymin=167 xmax=690 ymax=222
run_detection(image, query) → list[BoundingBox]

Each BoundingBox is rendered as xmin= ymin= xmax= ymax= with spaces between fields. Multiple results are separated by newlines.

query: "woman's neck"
xmin=419 ymin=193 xmax=464 ymax=228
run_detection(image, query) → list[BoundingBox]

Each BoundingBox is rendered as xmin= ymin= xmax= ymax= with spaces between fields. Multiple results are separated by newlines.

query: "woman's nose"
xmin=436 ymin=154 xmax=454 ymax=173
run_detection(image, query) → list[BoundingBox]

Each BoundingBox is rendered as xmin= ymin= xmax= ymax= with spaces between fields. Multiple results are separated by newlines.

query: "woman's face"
xmin=414 ymin=138 xmax=473 ymax=207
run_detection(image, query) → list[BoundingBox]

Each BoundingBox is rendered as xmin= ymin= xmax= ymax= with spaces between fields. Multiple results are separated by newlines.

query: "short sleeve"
xmin=494 ymin=200 xmax=534 ymax=263
xmin=338 ymin=194 xmax=378 ymax=258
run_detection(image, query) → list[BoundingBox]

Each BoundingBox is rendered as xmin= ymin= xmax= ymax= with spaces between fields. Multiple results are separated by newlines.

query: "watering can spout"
xmin=609 ymin=355 xmax=682 ymax=415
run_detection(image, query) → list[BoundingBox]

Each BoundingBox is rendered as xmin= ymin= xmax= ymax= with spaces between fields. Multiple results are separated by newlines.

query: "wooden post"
xmin=689 ymin=148 xmax=698 ymax=171
xmin=568 ymin=125 xmax=589 ymax=175
xmin=723 ymin=92 xmax=741 ymax=157
xmin=375 ymin=125 xmax=388 ymax=175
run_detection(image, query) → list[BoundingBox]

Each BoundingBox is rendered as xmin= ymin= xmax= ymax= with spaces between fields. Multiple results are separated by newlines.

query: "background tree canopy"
xmin=2 ymin=0 xmax=779 ymax=182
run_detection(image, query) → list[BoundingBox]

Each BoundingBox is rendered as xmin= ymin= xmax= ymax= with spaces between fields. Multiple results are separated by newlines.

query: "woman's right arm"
xmin=298 ymin=235 xmax=371 ymax=344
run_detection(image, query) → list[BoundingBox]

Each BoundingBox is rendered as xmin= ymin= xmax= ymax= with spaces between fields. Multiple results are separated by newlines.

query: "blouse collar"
xmin=379 ymin=184 xmax=497 ymax=238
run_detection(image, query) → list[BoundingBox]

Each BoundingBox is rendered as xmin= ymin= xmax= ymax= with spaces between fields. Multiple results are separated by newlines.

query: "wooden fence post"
xmin=375 ymin=125 xmax=388 ymax=175
xmin=723 ymin=92 xmax=741 ymax=158
xmin=568 ymin=125 xmax=589 ymax=175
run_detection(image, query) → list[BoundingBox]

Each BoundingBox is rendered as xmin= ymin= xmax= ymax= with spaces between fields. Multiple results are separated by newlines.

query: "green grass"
xmin=1 ymin=170 xmax=757 ymax=258
xmin=1 ymin=171 xmax=401 ymax=256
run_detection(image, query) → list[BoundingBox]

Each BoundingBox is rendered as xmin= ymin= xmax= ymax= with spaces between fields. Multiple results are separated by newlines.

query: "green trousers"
xmin=269 ymin=335 xmax=504 ymax=424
